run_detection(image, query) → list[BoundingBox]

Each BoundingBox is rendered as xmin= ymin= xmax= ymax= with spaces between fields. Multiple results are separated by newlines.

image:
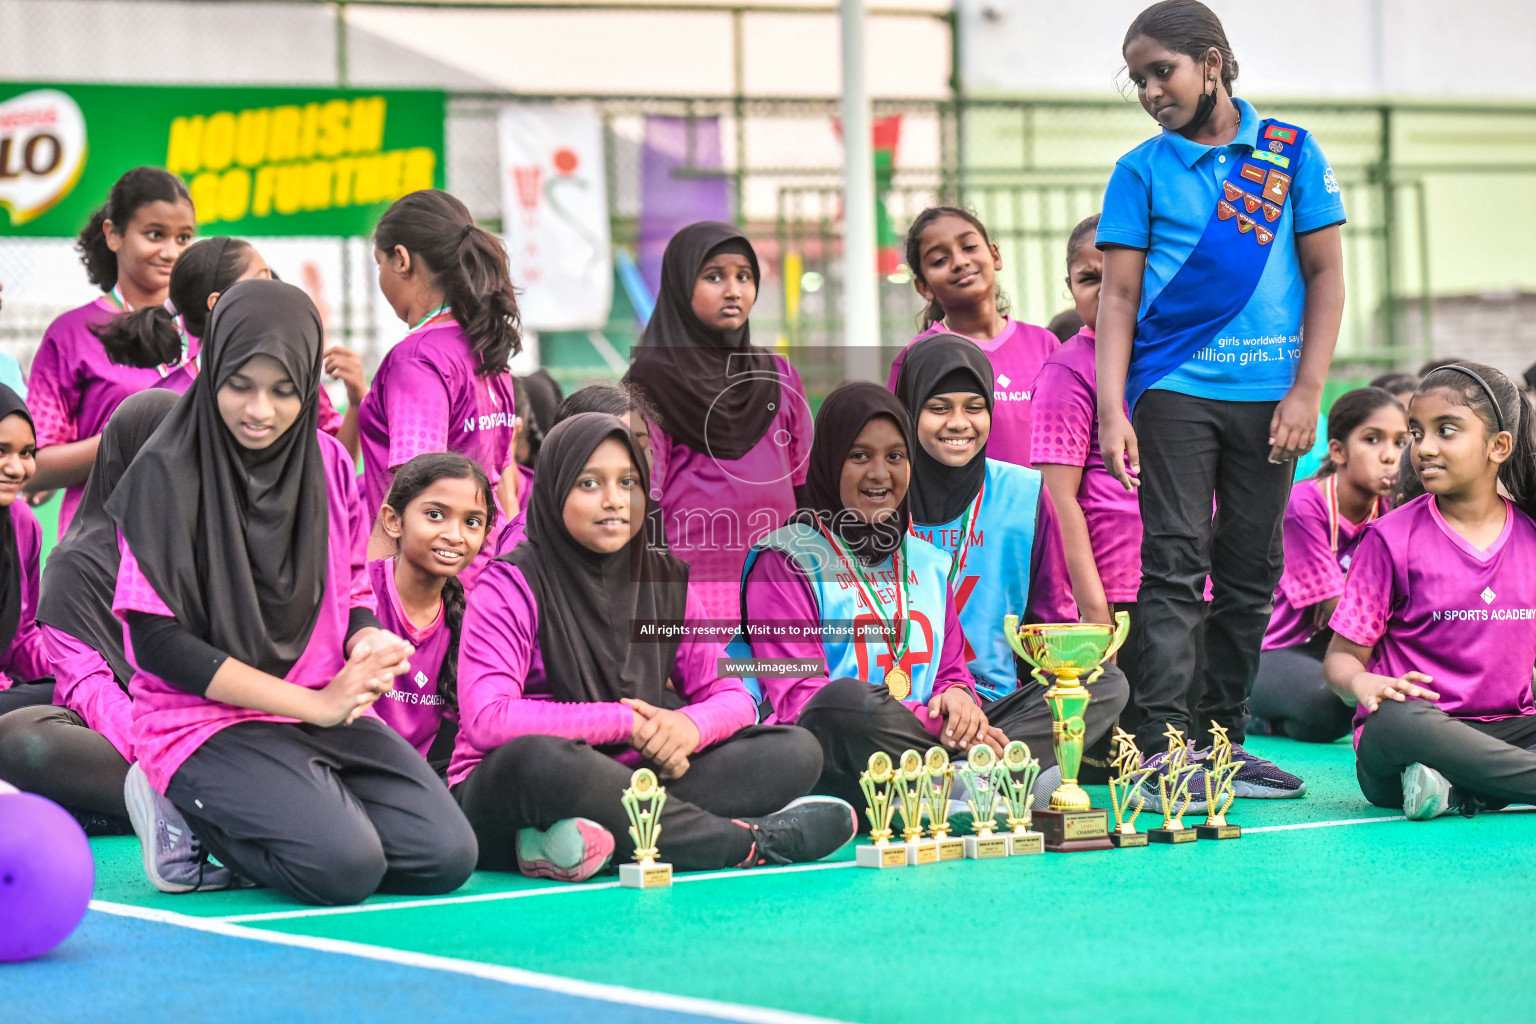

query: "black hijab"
xmin=894 ymin=333 xmax=994 ymax=525
xmin=624 ymin=222 xmax=778 ymax=461
xmin=796 ymin=381 xmax=911 ymax=565
xmin=0 ymin=386 xmax=33 ymax=655
xmin=106 ymin=279 xmax=329 ymax=677
xmin=504 ymin=413 xmax=689 ymax=706
xmin=38 ymin=389 xmax=178 ymax=688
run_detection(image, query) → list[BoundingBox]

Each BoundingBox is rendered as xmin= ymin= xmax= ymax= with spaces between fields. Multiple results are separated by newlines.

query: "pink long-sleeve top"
xmin=447 ymin=557 xmax=758 ymax=788
xmin=46 ymin=624 xmax=135 ymax=762
xmin=0 ymin=501 xmax=50 ymax=690
xmin=742 ymin=548 xmax=977 ymax=727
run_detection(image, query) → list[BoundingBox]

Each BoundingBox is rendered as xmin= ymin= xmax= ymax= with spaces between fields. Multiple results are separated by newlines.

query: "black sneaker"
xmin=733 ymin=796 xmax=857 ymax=867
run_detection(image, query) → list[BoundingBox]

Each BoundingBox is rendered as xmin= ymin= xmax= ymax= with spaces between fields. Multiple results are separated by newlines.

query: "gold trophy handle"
xmin=1102 ymin=610 xmax=1131 ymax=662
xmin=1003 ymin=615 xmax=1030 ymax=663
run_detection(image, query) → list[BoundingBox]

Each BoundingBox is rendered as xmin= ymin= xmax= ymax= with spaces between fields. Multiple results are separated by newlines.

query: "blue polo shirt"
xmin=1097 ymin=97 xmax=1346 ymax=402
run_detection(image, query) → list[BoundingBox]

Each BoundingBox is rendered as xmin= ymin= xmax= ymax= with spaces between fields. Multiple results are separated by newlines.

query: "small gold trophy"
xmin=895 ymin=748 xmax=938 ymax=865
xmin=1106 ymin=728 xmax=1154 ymax=848
xmin=856 ymin=751 xmax=907 ymax=868
xmin=1147 ymin=725 xmax=1200 ymax=845
xmin=998 ymin=740 xmax=1044 ymax=856
xmin=923 ymin=747 xmax=965 ymax=861
xmin=619 ymin=768 xmax=673 ymax=888
xmin=1004 ymin=612 xmax=1130 ymax=852
xmin=959 ymin=744 xmax=1009 ymax=859
xmin=1197 ymin=723 xmax=1244 ymax=840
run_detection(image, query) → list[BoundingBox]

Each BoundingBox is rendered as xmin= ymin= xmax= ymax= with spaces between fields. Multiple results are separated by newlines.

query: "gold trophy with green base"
xmin=895 ymin=749 xmax=938 ymax=865
xmin=1197 ymin=723 xmax=1244 ymax=840
xmin=856 ymin=751 xmax=907 ymax=868
xmin=1147 ymin=725 xmax=1200 ymax=844
xmin=999 ymin=740 xmax=1044 ymax=856
xmin=1003 ymin=612 xmax=1130 ymax=852
xmin=958 ymin=745 xmax=1009 ymax=859
xmin=923 ymin=747 xmax=965 ymax=861
xmin=619 ymin=768 xmax=673 ymax=889
xmin=1107 ymin=728 xmax=1155 ymax=848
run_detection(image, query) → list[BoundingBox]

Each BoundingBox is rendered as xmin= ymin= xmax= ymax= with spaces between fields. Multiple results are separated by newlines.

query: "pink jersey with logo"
xmin=1265 ymin=479 xmax=1382 ymax=650
xmin=887 ymin=318 xmax=1060 ymax=469
xmin=358 ymin=316 xmax=517 ymax=582
xmin=448 ymin=558 xmax=757 ymax=788
xmin=114 ymin=432 xmax=376 ymax=794
xmin=367 ymin=557 xmax=454 ymax=758
xmin=46 ymin=624 xmax=134 ymax=762
xmin=646 ymin=353 xmax=813 ymax=620
xmin=1331 ymin=495 xmax=1536 ymax=743
xmin=29 ymin=298 xmax=202 ymax=535
xmin=0 ymin=501 xmax=49 ymax=691
xmin=1028 ymin=328 xmax=1143 ymax=603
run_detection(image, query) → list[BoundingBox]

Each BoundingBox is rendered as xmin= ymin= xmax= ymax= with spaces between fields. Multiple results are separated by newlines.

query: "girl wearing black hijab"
xmin=452 ymin=413 xmax=853 ymax=882
xmin=895 ymin=334 xmax=1128 ymax=787
xmin=739 ymin=381 xmax=997 ymax=809
xmin=107 ymin=279 xmax=476 ymax=907
xmin=624 ymin=222 xmax=813 ymax=621
xmin=0 ymin=389 xmax=177 ymax=838
xmin=0 ymin=387 xmax=55 ymax=718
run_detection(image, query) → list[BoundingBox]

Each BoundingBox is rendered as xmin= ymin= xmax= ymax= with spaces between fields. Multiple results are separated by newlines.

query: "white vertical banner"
xmin=498 ymin=103 xmax=612 ymax=332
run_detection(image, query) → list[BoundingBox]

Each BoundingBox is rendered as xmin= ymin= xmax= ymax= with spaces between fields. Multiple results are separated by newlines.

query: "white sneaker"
xmin=123 ymin=763 xmax=232 ymax=893
xmin=515 ymin=818 xmax=614 ymax=883
xmin=1402 ymin=763 xmax=1454 ymax=820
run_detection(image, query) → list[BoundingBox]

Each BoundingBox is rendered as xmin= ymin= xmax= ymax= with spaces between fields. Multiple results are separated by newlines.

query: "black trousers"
xmin=1131 ymin=390 xmax=1293 ymax=751
xmin=0 ymin=704 xmax=131 ymax=817
xmin=0 ymin=680 xmax=55 ymax=717
xmin=1248 ymin=632 xmax=1353 ymax=744
xmin=454 ymin=725 xmax=822 ymax=872
xmin=1356 ymin=700 xmax=1536 ymax=810
xmin=796 ymin=673 xmax=1129 ymax=810
xmin=166 ymin=717 xmax=478 ymax=906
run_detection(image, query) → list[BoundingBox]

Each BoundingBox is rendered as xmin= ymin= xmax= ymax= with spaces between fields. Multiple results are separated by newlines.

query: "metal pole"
xmin=335 ymin=0 xmax=350 ymax=87
xmin=839 ymin=0 xmax=880 ymax=371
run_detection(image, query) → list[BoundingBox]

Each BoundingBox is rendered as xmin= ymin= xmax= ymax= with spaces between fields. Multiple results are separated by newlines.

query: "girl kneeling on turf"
xmin=109 ymin=280 xmax=477 ymax=905
xmin=1325 ymin=363 xmax=1536 ymax=818
xmin=451 ymin=413 xmax=852 ymax=883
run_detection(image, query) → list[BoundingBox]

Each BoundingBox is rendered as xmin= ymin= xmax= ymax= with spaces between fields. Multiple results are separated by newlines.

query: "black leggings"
xmin=0 ymin=704 xmax=131 ymax=817
xmin=167 ymin=717 xmax=477 ymax=906
xmin=454 ymin=726 xmax=822 ymax=872
xmin=1357 ymin=699 xmax=1536 ymax=810
xmin=1248 ymin=632 xmax=1353 ymax=743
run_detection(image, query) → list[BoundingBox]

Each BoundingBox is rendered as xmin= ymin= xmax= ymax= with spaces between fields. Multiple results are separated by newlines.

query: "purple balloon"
xmin=0 ymin=792 xmax=94 ymax=962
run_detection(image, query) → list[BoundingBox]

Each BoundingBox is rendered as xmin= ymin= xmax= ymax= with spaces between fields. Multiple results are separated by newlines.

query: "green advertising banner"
xmin=0 ymin=83 xmax=445 ymax=237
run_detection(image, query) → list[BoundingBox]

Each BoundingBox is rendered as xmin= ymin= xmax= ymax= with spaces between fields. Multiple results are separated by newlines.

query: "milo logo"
xmin=0 ymin=89 xmax=87 ymax=225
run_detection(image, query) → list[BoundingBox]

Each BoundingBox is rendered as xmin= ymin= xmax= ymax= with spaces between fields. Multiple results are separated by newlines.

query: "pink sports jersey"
xmin=0 ymin=502 xmax=49 ymax=691
xmin=741 ymin=548 xmax=976 ymax=727
xmin=1265 ymin=479 xmax=1382 ymax=650
xmin=357 ymin=317 xmax=516 ymax=582
xmin=115 ymin=432 xmax=377 ymax=794
xmin=646 ymin=353 xmax=812 ymax=620
xmin=46 ymin=624 xmax=134 ymax=763
xmin=888 ymin=318 xmax=1060 ymax=469
xmin=1028 ymin=328 xmax=1143 ymax=603
xmin=367 ymin=557 xmax=454 ymax=758
xmin=448 ymin=558 xmax=757 ymax=788
xmin=29 ymin=298 xmax=202 ymax=535
xmin=1331 ymin=494 xmax=1536 ymax=743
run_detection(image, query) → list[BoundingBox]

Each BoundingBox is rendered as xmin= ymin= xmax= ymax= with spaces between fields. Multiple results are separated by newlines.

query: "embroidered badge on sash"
xmin=1223 ymin=181 xmax=1245 ymax=202
xmin=1262 ymin=201 xmax=1282 ymax=223
xmin=1264 ymin=125 xmax=1298 ymax=144
xmin=1237 ymin=214 xmax=1256 ymax=233
xmin=1256 ymin=226 xmax=1274 ymax=245
xmin=1268 ymin=140 xmax=1284 ymax=153
xmin=1243 ymin=194 xmax=1262 ymax=214
xmin=1217 ymin=200 xmax=1237 ymax=221
xmin=1263 ymin=169 xmax=1292 ymax=203
xmin=1252 ymin=149 xmax=1291 ymax=169
xmin=1240 ymin=163 xmax=1267 ymax=184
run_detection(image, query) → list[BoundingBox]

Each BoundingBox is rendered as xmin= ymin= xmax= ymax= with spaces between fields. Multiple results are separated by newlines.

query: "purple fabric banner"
xmin=639 ymin=115 xmax=730 ymax=299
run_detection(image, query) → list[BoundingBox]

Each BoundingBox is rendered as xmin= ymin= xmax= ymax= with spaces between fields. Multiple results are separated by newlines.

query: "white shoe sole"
xmin=1231 ymin=780 xmax=1308 ymax=799
xmin=1402 ymin=763 xmax=1451 ymax=821
xmin=122 ymin=766 xmax=195 ymax=894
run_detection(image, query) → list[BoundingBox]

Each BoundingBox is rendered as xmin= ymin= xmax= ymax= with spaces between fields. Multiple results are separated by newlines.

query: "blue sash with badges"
xmin=1126 ymin=120 xmax=1309 ymax=411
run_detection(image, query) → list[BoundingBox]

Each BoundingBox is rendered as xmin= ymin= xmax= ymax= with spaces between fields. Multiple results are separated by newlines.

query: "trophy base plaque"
xmin=1035 ymin=808 xmax=1113 ymax=852
xmin=1197 ymin=823 xmax=1242 ymax=840
xmin=934 ymin=837 xmax=965 ymax=862
xmin=856 ymin=842 xmax=908 ymax=868
xmin=905 ymin=839 xmax=940 ymax=865
xmin=1109 ymin=830 xmax=1148 ymax=848
xmin=963 ymin=834 xmax=1009 ymax=859
xmin=1006 ymin=830 xmax=1044 ymax=856
xmin=1147 ymin=826 xmax=1198 ymax=844
xmin=619 ymin=861 xmax=673 ymax=889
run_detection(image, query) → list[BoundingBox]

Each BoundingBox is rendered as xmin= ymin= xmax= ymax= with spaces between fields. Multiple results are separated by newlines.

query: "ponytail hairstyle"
xmin=1312 ymin=386 xmax=1405 ymax=479
xmin=382 ymin=452 xmax=498 ymax=715
xmin=374 ymin=189 xmax=522 ymax=377
xmin=1417 ymin=361 xmax=1536 ymax=520
xmin=76 ymin=167 xmax=193 ymax=292
xmin=92 ymin=237 xmax=256 ymax=368
xmin=1123 ymin=0 xmax=1239 ymax=95
xmin=903 ymin=206 xmax=1011 ymax=330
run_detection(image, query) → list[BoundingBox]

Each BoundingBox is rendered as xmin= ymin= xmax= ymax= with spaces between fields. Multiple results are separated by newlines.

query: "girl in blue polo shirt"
xmin=1095 ymin=0 xmax=1346 ymax=799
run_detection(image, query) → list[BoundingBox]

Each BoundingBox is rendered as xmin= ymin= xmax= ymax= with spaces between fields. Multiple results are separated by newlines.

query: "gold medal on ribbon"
xmin=885 ymin=667 xmax=912 ymax=700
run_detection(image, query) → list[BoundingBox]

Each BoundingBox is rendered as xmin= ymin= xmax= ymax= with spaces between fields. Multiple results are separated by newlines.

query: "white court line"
xmin=216 ymin=859 xmax=858 ymax=924
xmin=1245 ymin=815 xmax=1406 ymax=833
xmin=89 ymin=899 xmax=855 ymax=1024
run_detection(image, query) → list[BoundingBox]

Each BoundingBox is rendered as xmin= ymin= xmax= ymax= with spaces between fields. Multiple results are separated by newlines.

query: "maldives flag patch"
xmin=1264 ymin=125 xmax=1298 ymax=144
